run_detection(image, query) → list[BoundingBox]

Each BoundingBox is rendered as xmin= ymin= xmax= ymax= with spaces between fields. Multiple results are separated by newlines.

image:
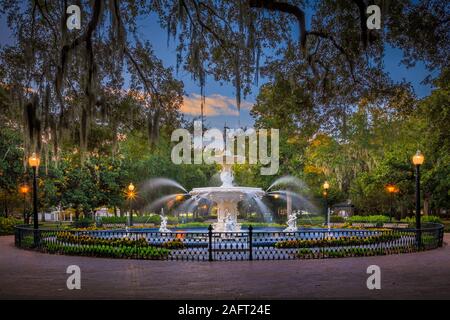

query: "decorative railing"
xmin=14 ymin=223 xmax=444 ymax=261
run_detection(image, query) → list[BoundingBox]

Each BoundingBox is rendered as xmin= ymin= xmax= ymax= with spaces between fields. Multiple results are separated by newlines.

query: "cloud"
xmin=181 ymin=93 xmax=253 ymax=116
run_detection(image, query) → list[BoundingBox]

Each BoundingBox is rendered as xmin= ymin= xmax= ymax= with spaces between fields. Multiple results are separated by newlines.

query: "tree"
xmin=0 ymin=127 xmax=24 ymax=217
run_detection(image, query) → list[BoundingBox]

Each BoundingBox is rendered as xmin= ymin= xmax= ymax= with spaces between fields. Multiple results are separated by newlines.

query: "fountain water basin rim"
xmin=189 ymin=186 xmax=265 ymax=197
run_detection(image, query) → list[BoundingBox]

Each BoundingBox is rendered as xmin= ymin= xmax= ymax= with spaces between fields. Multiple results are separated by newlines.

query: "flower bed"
xmin=56 ymin=231 xmax=149 ymax=247
xmin=274 ymin=233 xmax=404 ymax=249
xmin=44 ymin=242 xmax=169 ymax=259
xmin=296 ymin=245 xmax=417 ymax=259
xmin=161 ymin=239 xmax=185 ymax=249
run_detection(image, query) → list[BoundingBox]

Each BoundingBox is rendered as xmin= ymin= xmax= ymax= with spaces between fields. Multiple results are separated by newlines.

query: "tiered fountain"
xmin=189 ymin=160 xmax=265 ymax=232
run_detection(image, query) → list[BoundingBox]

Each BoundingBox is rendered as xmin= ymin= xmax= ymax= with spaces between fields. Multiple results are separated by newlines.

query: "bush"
xmin=44 ymin=242 xmax=169 ymax=260
xmin=161 ymin=239 xmax=185 ymax=249
xmin=401 ymin=216 xmax=442 ymax=224
xmin=56 ymin=232 xmax=149 ymax=247
xmin=275 ymin=233 xmax=401 ymax=249
xmin=348 ymin=215 xmax=390 ymax=225
xmin=0 ymin=217 xmax=22 ymax=235
xmin=71 ymin=218 xmax=94 ymax=229
xmin=177 ymin=222 xmax=210 ymax=228
xmin=330 ymin=216 xmax=345 ymax=223
xmin=100 ymin=215 xmax=179 ymax=225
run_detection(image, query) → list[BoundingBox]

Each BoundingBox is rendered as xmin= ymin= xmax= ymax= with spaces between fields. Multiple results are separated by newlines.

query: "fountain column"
xmin=213 ymin=199 xmax=241 ymax=232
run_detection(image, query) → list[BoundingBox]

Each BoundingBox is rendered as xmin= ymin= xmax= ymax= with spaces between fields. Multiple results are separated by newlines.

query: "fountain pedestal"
xmin=213 ymin=200 xmax=241 ymax=232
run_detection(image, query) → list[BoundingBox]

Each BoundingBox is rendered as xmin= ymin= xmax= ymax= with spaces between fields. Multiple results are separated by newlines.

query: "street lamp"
xmin=28 ymin=152 xmax=40 ymax=247
xmin=323 ymin=181 xmax=330 ymax=228
xmin=385 ymin=184 xmax=399 ymax=222
xmin=127 ymin=183 xmax=136 ymax=226
xmin=412 ymin=150 xmax=424 ymax=248
xmin=19 ymin=184 xmax=30 ymax=224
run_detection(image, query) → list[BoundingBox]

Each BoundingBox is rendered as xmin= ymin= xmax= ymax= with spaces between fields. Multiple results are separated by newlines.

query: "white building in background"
xmin=37 ymin=207 xmax=116 ymax=222
xmin=94 ymin=207 xmax=115 ymax=218
xmin=38 ymin=209 xmax=66 ymax=222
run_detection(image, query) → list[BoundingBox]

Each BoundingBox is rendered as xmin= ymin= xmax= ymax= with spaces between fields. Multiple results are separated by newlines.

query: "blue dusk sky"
xmin=0 ymin=8 xmax=436 ymax=129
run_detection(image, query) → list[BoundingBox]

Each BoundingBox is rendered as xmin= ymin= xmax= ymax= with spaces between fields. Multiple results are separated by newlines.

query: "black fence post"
xmin=439 ymin=226 xmax=444 ymax=247
xmin=208 ymin=225 xmax=213 ymax=262
xmin=15 ymin=227 xmax=20 ymax=247
xmin=248 ymin=225 xmax=253 ymax=261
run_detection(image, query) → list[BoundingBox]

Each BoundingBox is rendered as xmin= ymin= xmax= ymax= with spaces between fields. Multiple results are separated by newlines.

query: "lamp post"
xmin=323 ymin=181 xmax=330 ymax=228
xmin=412 ymin=150 xmax=424 ymax=248
xmin=385 ymin=184 xmax=398 ymax=222
xmin=28 ymin=153 xmax=40 ymax=247
xmin=127 ymin=183 xmax=136 ymax=226
xmin=19 ymin=184 xmax=30 ymax=224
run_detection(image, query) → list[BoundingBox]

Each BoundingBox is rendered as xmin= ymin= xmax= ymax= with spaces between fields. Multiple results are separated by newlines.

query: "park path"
xmin=0 ymin=235 xmax=449 ymax=299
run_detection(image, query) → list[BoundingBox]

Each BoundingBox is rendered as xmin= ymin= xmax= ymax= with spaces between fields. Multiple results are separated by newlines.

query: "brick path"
xmin=1 ymin=235 xmax=449 ymax=299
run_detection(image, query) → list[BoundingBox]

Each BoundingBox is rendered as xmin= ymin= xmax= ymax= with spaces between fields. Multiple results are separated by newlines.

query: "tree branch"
xmin=56 ymin=0 xmax=103 ymax=96
xmin=352 ymin=0 xmax=368 ymax=48
xmin=306 ymin=31 xmax=357 ymax=83
xmin=249 ymin=0 xmax=307 ymax=51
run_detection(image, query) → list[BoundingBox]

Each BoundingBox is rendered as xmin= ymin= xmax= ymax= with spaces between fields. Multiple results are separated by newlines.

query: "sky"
xmin=0 ymin=6 xmax=435 ymax=129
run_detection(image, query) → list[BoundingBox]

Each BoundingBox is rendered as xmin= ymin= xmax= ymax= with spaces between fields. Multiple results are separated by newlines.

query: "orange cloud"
xmin=181 ymin=93 xmax=253 ymax=116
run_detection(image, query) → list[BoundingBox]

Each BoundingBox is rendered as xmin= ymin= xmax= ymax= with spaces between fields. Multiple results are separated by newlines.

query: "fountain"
xmin=189 ymin=160 xmax=265 ymax=232
xmin=141 ymin=165 xmax=320 ymax=233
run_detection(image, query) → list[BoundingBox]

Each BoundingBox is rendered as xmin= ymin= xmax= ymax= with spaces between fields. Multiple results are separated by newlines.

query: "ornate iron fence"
xmin=14 ymin=223 xmax=444 ymax=261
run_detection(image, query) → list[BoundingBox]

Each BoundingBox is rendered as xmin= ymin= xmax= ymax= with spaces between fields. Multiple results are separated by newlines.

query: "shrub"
xmin=177 ymin=222 xmax=209 ymax=228
xmin=71 ymin=218 xmax=94 ymax=229
xmin=44 ymin=242 xmax=169 ymax=260
xmin=161 ymin=239 xmax=185 ymax=249
xmin=330 ymin=216 xmax=345 ymax=223
xmin=100 ymin=215 xmax=179 ymax=225
xmin=56 ymin=232 xmax=149 ymax=247
xmin=348 ymin=215 xmax=390 ymax=226
xmin=401 ymin=216 xmax=442 ymax=224
xmin=241 ymin=222 xmax=285 ymax=228
xmin=275 ymin=233 xmax=401 ymax=249
xmin=0 ymin=217 xmax=22 ymax=235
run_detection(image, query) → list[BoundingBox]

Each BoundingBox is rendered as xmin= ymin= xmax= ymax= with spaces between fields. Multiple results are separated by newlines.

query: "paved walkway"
xmin=1 ymin=235 xmax=449 ymax=299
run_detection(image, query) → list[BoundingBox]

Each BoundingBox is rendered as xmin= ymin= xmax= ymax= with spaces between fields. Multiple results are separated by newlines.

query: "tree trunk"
xmin=423 ymin=196 xmax=430 ymax=216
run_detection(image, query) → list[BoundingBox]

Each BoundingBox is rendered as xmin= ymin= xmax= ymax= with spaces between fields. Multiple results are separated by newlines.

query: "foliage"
xmin=296 ymin=246 xmax=416 ymax=259
xmin=0 ymin=1 xmax=448 ymax=219
xmin=44 ymin=242 xmax=169 ymax=260
xmin=400 ymin=216 xmax=442 ymax=224
xmin=0 ymin=217 xmax=21 ymax=235
xmin=347 ymin=215 xmax=442 ymax=225
xmin=329 ymin=216 xmax=345 ymax=223
xmin=100 ymin=215 xmax=178 ymax=225
xmin=348 ymin=215 xmax=392 ymax=224
xmin=71 ymin=218 xmax=95 ymax=229
xmin=56 ymin=232 xmax=149 ymax=248
xmin=275 ymin=233 xmax=403 ymax=249
xmin=161 ymin=239 xmax=185 ymax=249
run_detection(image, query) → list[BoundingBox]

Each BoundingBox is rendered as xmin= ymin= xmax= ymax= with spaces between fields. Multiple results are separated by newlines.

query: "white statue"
xmin=284 ymin=210 xmax=298 ymax=232
xmin=220 ymin=165 xmax=234 ymax=187
xmin=224 ymin=211 xmax=237 ymax=232
xmin=159 ymin=209 xmax=171 ymax=233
